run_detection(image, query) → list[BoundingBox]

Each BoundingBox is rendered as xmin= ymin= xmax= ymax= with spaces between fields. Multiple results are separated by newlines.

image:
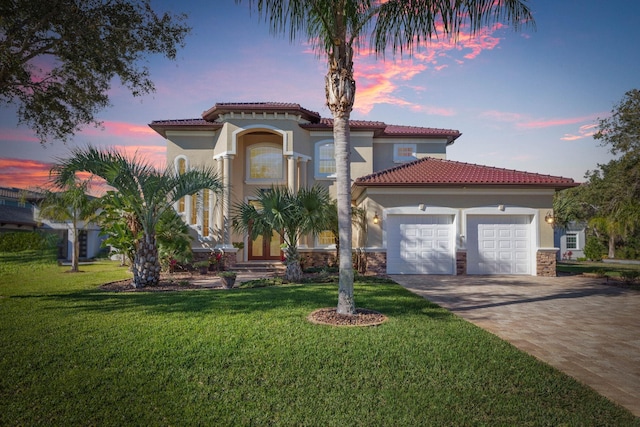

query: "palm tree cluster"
xmin=50 ymin=146 xmax=223 ymax=288
xmin=232 ymin=185 xmax=335 ymax=282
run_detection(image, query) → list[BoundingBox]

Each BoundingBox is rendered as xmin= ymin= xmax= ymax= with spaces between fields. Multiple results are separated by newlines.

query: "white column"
xmin=216 ymin=156 xmax=224 ymax=243
xmin=223 ymin=154 xmax=233 ymax=248
xmin=287 ymin=155 xmax=297 ymax=192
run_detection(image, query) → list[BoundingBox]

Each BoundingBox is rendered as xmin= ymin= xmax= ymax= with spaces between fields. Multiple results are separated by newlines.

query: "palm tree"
xmin=232 ymin=185 xmax=333 ymax=282
xmin=237 ymin=0 xmax=534 ymax=314
xmin=38 ymin=178 xmax=101 ymax=272
xmin=51 ymin=145 xmax=223 ymax=288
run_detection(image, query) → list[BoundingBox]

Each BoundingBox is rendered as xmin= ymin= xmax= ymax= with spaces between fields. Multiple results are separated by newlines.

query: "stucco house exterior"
xmin=149 ymin=102 xmax=577 ymax=276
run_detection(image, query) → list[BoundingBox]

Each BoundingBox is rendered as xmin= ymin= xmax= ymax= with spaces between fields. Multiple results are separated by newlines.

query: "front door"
xmin=248 ymin=230 xmax=282 ymax=260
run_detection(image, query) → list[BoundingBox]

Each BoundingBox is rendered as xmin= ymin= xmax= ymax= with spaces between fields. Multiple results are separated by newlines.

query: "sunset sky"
xmin=1 ymin=0 xmax=639 ymax=192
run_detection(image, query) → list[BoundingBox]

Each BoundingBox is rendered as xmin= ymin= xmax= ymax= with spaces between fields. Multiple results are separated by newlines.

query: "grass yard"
xmin=1 ymin=253 xmax=638 ymax=426
xmin=558 ymin=260 xmax=640 ymax=284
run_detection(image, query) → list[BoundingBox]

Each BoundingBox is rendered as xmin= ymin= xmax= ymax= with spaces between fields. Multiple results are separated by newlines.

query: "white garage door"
xmin=467 ymin=215 xmax=532 ymax=275
xmin=387 ymin=215 xmax=455 ymax=274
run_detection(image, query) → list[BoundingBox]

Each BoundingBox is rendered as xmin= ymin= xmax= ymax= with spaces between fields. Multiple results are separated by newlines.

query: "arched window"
xmin=246 ymin=144 xmax=284 ymax=183
xmin=315 ymin=141 xmax=335 ymax=179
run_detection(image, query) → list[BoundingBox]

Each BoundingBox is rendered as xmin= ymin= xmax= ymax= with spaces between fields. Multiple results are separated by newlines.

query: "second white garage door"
xmin=467 ymin=215 xmax=532 ymax=275
xmin=387 ymin=215 xmax=455 ymax=274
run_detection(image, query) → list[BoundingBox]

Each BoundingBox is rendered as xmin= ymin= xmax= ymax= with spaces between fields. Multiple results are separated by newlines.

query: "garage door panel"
xmin=387 ymin=215 xmax=455 ymax=274
xmin=468 ymin=215 xmax=532 ymax=275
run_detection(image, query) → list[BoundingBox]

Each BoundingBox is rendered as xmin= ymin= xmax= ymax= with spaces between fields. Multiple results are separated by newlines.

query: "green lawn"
xmin=558 ymin=260 xmax=640 ymax=279
xmin=1 ymin=253 xmax=637 ymax=426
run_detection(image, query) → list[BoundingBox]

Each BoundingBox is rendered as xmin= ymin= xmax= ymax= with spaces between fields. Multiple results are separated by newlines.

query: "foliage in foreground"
xmin=0 ymin=255 xmax=637 ymax=426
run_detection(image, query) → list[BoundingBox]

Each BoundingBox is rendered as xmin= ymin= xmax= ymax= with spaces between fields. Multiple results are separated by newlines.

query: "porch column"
xmin=215 ymin=156 xmax=224 ymax=242
xmin=298 ymin=157 xmax=308 ymax=188
xmin=287 ymin=155 xmax=297 ymax=192
xmin=222 ymin=154 xmax=234 ymax=248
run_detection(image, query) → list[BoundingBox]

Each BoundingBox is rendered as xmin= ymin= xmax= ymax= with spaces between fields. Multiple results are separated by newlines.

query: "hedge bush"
xmin=584 ymin=235 xmax=606 ymax=261
xmin=0 ymin=232 xmax=57 ymax=252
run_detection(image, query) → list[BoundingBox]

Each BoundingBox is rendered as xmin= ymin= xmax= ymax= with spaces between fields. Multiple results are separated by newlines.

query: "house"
xmin=0 ymin=187 xmax=105 ymax=260
xmin=149 ymin=102 xmax=577 ymax=276
xmin=0 ymin=187 xmax=40 ymax=233
xmin=554 ymin=222 xmax=587 ymax=261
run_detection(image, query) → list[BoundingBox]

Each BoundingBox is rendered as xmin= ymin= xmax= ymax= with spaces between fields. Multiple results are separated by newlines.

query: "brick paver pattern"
xmin=391 ymin=274 xmax=640 ymax=418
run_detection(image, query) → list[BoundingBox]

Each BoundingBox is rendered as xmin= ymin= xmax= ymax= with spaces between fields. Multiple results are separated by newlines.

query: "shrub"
xmin=0 ymin=231 xmax=57 ymax=252
xmin=584 ymin=236 xmax=606 ymax=261
xmin=620 ymin=270 xmax=640 ymax=283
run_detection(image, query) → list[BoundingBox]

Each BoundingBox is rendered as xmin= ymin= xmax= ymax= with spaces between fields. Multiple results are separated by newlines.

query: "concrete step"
xmin=233 ymin=261 xmax=286 ymax=273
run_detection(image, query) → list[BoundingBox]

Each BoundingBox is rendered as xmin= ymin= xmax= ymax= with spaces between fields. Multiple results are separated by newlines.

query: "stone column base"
xmin=537 ymin=249 xmax=558 ymax=277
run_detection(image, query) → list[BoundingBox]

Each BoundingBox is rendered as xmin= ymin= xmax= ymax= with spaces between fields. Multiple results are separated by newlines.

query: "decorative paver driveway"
xmin=390 ymin=274 xmax=640 ymax=418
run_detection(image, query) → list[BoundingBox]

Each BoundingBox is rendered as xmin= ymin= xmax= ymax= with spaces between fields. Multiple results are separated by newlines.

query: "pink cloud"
xmin=517 ymin=114 xmax=600 ymax=130
xmin=0 ymin=158 xmax=54 ymax=190
xmin=110 ymin=144 xmax=167 ymax=170
xmin=480 ymin=110 xmax=528 ymax=123
xmin=0 ymin=127 xmax=40 ymax=143
xmin=79 ymin=120 xmax=157 ymax=139
xmin=0 ymin=157 xmax=111 ymax=195
xmin=348 ymin=22 xmax=511 ymax=115
xmin=561 ymin=123 xmax=599 ymax=141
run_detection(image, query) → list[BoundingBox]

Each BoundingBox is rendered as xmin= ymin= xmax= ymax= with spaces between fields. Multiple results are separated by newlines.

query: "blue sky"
xmin=1 ymin=0 xmax=638 ymax=189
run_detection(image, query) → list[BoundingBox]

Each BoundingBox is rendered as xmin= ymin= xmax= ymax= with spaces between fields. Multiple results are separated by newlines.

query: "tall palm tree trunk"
xmin=326 ymin=45 xmax=356 ymax=314
xmin=132 ymin=233 xmax=161 ymax=288
xmin=71 ymin=215 xmax=79 ymax=273
xmin=285 ymin=244 xmax=303 ymax=282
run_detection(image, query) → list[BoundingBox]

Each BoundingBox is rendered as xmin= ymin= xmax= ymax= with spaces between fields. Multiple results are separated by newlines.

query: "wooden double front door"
xmin=248 ymin=230 xmax=282 ymax=260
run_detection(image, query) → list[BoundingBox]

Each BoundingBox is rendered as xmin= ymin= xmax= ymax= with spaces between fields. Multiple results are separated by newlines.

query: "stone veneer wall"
xmin=300 ymin=250 xmax=339 ymax=269
xmin=456 ymin=251 xmax=467 ymax=275
xmin=536 ymin=249 xmax=557 ymax=277
xmin=364 ymin=252 xmax=387 ymax=275
xmin=299 ymin=249 xmax=387 ymax=275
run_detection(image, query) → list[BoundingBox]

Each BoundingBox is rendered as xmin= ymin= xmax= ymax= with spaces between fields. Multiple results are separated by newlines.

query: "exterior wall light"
xmin=373 ymin=212 xmax=380 ymax=224
xmin=544 ymin=211 xmax=554 ymax=225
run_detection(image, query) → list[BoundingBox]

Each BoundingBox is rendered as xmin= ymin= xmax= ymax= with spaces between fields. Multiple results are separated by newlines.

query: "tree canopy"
xmin=0 ymin=0 xmax=190 ymax=143
xmin=594 ymin=89 xmax=640 ymax=156
xmin=562 ymin=89 xmax=640 ymax=259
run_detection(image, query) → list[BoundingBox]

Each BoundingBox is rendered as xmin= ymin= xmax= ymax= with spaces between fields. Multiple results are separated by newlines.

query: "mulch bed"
xmin=307 ymin=307 xmax=388 ymax=327
xmin=99 ymin=273 xmax=224 ymax=292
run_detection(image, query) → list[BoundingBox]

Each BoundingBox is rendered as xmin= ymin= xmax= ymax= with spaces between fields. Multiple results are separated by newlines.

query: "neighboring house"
xmin=0 ymin=187 xmax=40 ymax=232
xmin=149 ymin=102 xmax=577 ymax=276
xmin=0 ymin=187 xmax=105 ymax=260
xmin=554 ymin=221 xmax=587 ymax=261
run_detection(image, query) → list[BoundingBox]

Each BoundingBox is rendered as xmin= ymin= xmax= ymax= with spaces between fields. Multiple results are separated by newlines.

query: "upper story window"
xmin=247 ymin=144 xmax=284 ymax=183
xmin=315 ymin=140 xmax=336 ymax=179
xmin=393 ymin=143 xmax=417 ymax=163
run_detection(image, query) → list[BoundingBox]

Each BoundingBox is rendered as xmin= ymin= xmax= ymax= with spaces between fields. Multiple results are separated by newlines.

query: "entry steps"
xmin=232 ymin=261 xmax=286 ymax=274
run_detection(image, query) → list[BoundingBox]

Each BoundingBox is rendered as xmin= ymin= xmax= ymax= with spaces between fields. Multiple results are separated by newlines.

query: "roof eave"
xmin=352 ymin=182 xmax=579 ymax=191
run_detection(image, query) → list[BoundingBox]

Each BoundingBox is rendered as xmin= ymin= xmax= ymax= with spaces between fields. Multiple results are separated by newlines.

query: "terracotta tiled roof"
xmin=148 ymin=118 xmax=222 ymax=138
xmin=149 ymin=102 xmax=461 ymax=142
xmin=201 ymin=102 xmax=321 ymax=123
xmin=301 ymin=118 xmax=460 ymax=142
xmin=354 ymin=157 xmax=578 ymax=189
